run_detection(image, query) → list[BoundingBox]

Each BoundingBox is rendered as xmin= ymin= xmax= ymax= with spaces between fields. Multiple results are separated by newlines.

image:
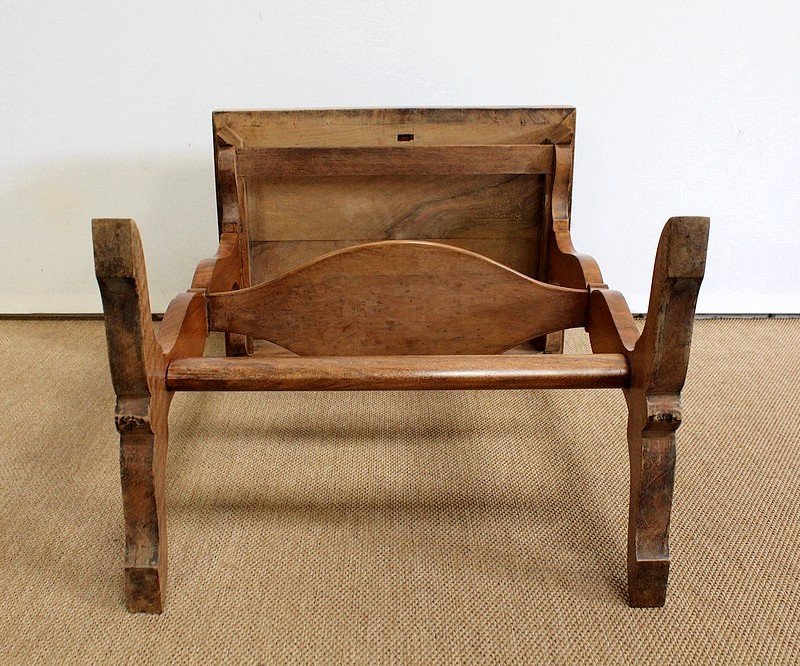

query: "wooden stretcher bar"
xmin=166 ymin=353 xmax=630 ymax=392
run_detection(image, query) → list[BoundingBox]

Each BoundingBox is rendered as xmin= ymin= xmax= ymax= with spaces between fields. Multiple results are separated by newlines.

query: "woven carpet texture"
xmin=0 ymin=319 xmax=798 ymax=663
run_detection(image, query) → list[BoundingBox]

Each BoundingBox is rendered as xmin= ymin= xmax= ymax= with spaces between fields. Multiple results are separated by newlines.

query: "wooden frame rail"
xmin=235 ymin=144 xmax=555 ymax=177
xmin=166 ymin=354 xmax=630 ymax=392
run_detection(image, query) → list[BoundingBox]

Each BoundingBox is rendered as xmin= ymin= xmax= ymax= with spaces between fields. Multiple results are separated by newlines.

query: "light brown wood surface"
xmin=214 ymin=128 xmax=253 ymax=355
xmin=158 ymin=291 xmax=208 ymax=361
xmin=249 ymin=237 xmax=540 ymax=285
xmin=246 ymin=171 xmax=544 ymax=284
xmin=207 ymin=240 xmax=589 ymax=355
xmin=547 ymin=144 xmax=605 ymax=290
xmin=94 ymin=108 xmax=708 ymax=612
xmin=236 ymin=145 xmax=554 ymax=177
xmin=588 ymin=216 xmax=709 ymax=607
xmin=167 ymin=354 xmax=629 ymax=391
xmin=190 ymin=233 xmax=242 ymax=292
xmin=93 ymin=219 xmax=209 ymax=613
xmin=213 ymin=109 xmax=573 ymax=288
xmin=245 ymin=173 xmax=542 ymax=283
xmin=213 ymin=108 xmax=575 ymax=148
xmin=93 ymin=219 xmax=171 ymax=613
xmin=622 ymin=216 xmax=708 ymax=607
xmin=244 ymin=174 xmax=542 ymax=242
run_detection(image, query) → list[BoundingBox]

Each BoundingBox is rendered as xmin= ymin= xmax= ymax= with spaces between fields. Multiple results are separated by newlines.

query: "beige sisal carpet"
xmin=0 ymin=319 xmax=799 ymax=663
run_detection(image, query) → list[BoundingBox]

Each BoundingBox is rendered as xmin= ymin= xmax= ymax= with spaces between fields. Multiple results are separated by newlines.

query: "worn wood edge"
xmin=634 ymin=216 xmax=710 ymax=393
xmin=92 ymin=218 xmax=170 ymax=613
xmin=166 ymin=354 xmax=630 ymax=391
xmin=157 ymin=291 xmax=208 ymax=362
xmin=92 ymin=218 xmax=212 ymax=613
xmin=547 ymin=145 xmax=606 ymax=289
xmin=587 ymin=289 xmax=639 ymax=355
xmin=624 ymin=215 xmax=709 ymax=608
xmin=92 ymin=218 xmax=164 ymax=398
xmin=212 ymin=108 xmax=576 ymax=140
xmin=190 ymin=233 xmax=242 ymax=292
xmin=212 ymin=107 xmax=576 ymax=117
xmin=543 ymin=109 xmax=576 ymax=145
xmin=216 ymin=125 xmax=244 ymax=148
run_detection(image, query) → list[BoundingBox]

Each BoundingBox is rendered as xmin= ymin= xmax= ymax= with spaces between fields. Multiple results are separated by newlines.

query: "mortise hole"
xmin=396 ymin=133 xmax=414 ymax=142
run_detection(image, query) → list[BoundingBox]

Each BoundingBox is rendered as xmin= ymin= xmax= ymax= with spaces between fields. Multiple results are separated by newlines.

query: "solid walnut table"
xmin=93 ymin=108 xmax=709 ymax=612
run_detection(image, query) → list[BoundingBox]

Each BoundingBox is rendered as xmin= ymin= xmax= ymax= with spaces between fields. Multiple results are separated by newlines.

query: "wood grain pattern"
xmin=587 ymin=289 xmax=639 ymax=355
xmin=214 ymin=129 xmax=254 ymax=356
xmin=215 ymin=136 xmax=244 ymax=235
xmin=533 ymin=143 xmax=603 ymax=353
xmin=212 ymin=109 xmax=572 ymax=291
xmin=208 ymin=241 xmax=589 ymax=356
xmin=213 ymin=108 xmax=576 ymax=148
xmin=545 ymin=109 xmax=577 ymax=145
xmin=249 ymin=237 xmax=540 ymax=285
xmin=245 ymin=173 xmax=543 ymax=284
xmin=94 ymin=109 xmax=708 ymax=612
xmin=547 ymin=145 xmax=605 ymax=290
xmin=623 ymin=216 xmax=708 ymax=608
xmin=245 ymin=174 xmax=543 ymax=242
xmin=588 ymin=216 xmax=709 ymax=607
xmin=157 ymin=291 xmax=208 ymax=361
xmin=93 ymin=219 xmax=171 ymax=613
xmin=236 ymin=145 xmax=554 ymax=177
xmin=190 ymin=231 xmax=252 ymax=355
xmin=93 ymin=219 xmax=209 ymax=613
xmin=167 ymin=353 xmax=629 ymax=391
xmin=190 ymin=233 xmax=242 ymax=292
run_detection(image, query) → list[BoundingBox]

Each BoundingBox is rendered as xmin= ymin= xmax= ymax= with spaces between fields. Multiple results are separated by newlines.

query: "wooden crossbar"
xmin=206 ymin=240 xmax=588 ymax=356
xmin=235 ymin=144 xmax=555 ymax=177
xmin=166 ymin=354 xmax=630 ymax=392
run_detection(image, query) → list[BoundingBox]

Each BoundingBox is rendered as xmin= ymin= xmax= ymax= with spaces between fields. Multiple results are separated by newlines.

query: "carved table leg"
xmin=626 ymin=217 xmax=709 ymax=607
xmin=93 ymin=219 xmax=171 ymax=613
xmin=625 ymin=393 xmax=679 ymax=607
xmin=117 ymin=396 xmax=170 ymax=612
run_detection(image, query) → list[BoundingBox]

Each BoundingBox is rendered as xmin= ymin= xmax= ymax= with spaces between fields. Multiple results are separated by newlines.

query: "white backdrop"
xmin=1 ymin=1 xmax=798 ymax=314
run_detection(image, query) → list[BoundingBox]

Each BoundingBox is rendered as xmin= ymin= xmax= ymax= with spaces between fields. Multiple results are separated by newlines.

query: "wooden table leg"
xmin=625 ymin=216 xmax=709 ymax=607
xmin=93 ymin=218 xmax=171 ymax=613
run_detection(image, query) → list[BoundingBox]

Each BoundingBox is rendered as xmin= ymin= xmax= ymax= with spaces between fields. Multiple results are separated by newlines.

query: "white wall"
xmin=1 ymin=1 xmax=798 ymax=314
